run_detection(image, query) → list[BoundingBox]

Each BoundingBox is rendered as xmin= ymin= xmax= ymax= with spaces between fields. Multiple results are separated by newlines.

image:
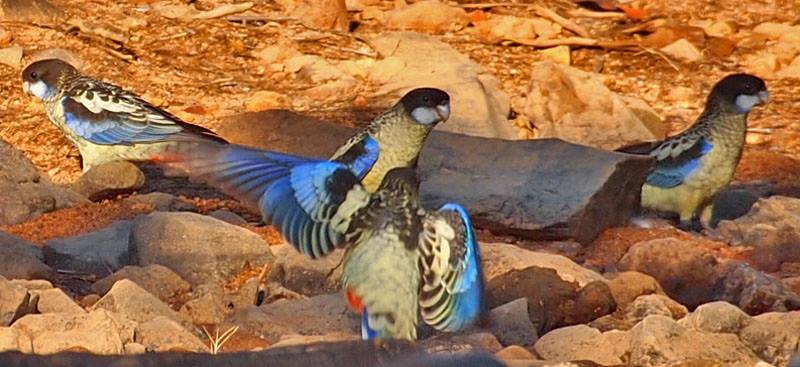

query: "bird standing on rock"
xmin=21 ymin=58 xmax=226 ymax=172
xmin=619 ymin=74 xmax=769 ymax=230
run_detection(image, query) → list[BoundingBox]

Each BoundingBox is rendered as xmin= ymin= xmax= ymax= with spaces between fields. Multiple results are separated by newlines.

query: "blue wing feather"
xmin=437 ymin=203 xmax=485 ymax=332
xmin=646 ymin=138 xmax=713 ymax=188
xmin=176 ymin=144 xmax=360 ymax=259
xmin=332 ymin=136 xmax=380 ymax=179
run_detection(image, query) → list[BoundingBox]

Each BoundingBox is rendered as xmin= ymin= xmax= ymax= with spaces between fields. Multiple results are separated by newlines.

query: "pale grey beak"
xmin=758 ymin=90 xmax=770 ymax=105
xmin=22 ymin=81 xmax=30 ymax=95
xmin=436 ymin=103 xmax=451 ymax=121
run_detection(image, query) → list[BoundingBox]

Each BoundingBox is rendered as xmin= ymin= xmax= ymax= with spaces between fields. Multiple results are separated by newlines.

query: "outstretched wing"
xmin=645 ymin=132 xmax=713 ymax=188
xmin=166 ymin=143 xmax=371 ymax=258
xmin=61 ymin=77 xmax=224 ymax=145
xmin=330 ymin=132 xmax=380 ymax=179
xmin=417 ymin=203 xmax=485 ymax=332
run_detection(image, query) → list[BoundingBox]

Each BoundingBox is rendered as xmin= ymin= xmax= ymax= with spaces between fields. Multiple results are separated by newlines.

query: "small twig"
xmin=531 ymin=5 xmax=590 ymax=38
xmin=567 ymin=8 xmax=628 ymax=20
xmin=192 ymin=2 xmax=254 ymax=20
xmin=202 ymin=325 xmax=240 ymax=355
xmin=637 ymin=46 xmax=680 ymax=71
xmin=746 ymin=128 xmax=773 ymax=134
xmin=513 ymin=36 xmax=637 ymax=50
xmin=456 ymin=2 xmax=534 ymax=9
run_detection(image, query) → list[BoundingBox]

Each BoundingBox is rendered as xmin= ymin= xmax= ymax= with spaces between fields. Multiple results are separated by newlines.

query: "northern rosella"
xmin=620 ymin=74 xmax=768 ymax=229
xmin=21 ymin=58 xmax=226 ymax=172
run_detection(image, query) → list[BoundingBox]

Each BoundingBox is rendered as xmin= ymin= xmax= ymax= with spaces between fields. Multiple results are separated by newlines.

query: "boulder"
xmin=0 ymin=277 xmax=33 ymax=326
xmin=215 ymin=113 xmax=652 ymax=243
xmin=714 ymin=261 xmax=800 ymax=314
xmin=276 ymin=0 xmax=348 ymax=31
xmin=487 ymin=298 xmax=538 ymax=347
xmin=43 ymin=220 xmax=133 ymax=276
xmin=618 ymin=238 xmax=719 ymax=309
xmin=368 ymin=32 xmax=516 ymax=140
xmin=383 ymin=1 xmax=469 ymax=34
xmin=628 ymin=315 xmax=760 ymax=366
xmin=70 ymin=161 xmax=145 ymax=201
xmin=533 ymin=325 xmax=627 ymax=366
xmin=718 ymin=196 xmax=800 ymax=271
xmin=131 ymin=212 xmax=274 ymax=286
xmin=136 ymin=316 xmax=207 ymax=352
xmin=90 ymin=264 xmax=191 ymax=303
xmin=606 ymin=271 xmax=666 ymax=311
xmin=0 ymin=231 xmax=54 ymax=280
xmin=268 ymin=244 xmax=343 ymax=296
xmin=678 ymin=301 xmax=751 ymax=334
xmin=480 ymin=243 xmax=606 ymax=287
xmin=0 ymin=139 xmax=86 ymax=226
xmin=179 ymin=283 xmax=228 ymax=326
xmin=92 ymin=279 xmax=195 ymax=333
xmin=0 ymin=327 xmax=32 ymax=353
xmin=494 ymin=345 xmax=537 ymax=364
xmin=739 ymin=311 xmax=800 ymax=366
xmin=625 ymin=294 xmax=688 ymax=323
xmin=523 ymin=62 xmax=666 ymax=150
xmin=226 ymin=293 xmax=358 ymax=343
xmin=30 ymin=288 xmax=84 ymax=315
xmin=11 ymin=309 xmax=134 ymax=354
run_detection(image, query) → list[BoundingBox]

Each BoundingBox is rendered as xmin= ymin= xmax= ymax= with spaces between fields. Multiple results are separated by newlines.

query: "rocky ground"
xmin=2 ymin=0 xmax=800 ymax=366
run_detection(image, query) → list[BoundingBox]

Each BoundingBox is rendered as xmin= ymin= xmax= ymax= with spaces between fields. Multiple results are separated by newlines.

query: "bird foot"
xmin=676 ymin=220 xmax=703 ymax=232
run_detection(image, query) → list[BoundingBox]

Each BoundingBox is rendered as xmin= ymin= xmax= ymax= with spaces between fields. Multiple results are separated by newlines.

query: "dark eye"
xmin=29 ymin=71 xmax=38 ymax=79
xmin=422 ymin=96 xmax=430 ymax=103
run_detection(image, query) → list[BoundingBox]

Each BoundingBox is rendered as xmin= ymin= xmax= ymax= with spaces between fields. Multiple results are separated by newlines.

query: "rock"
xmin=123 ymin=342 xmax=146 ymax=354
xmin=179 ymin=283 xmax=228 ymax=325
xmin=70 ymin=161 xmax=144 ymax=201
xmin=244 ymin=91 xmax=291 ymax=111
xmin=778 ymin=54 xmax=800 ymax=79
xmin=276 ymin=0 xmax=348 ymax=31
xmin=678 ymin=301 xmax=751 ymax=334
xmin=475 ymin=15 xmax=539 ymax=44
xmin=124 ymin=192 xmax=197 ymax=212
xmin=1 ymin=0 xmax=64 ymax=23
xmin=660 ymin=38 xmax=703 ymax=62
xmin=628 ymin=315 xmax=759 ymax=366
xmin=753 ymin=22 xmax=799 ymax=39
xmin=0 ymin=231 xmax=54 ymax=280
xmin=268 ymin=244 xmax=343 ymax=296
xmin=606 ymin=271 xmax=666 ymax=310
xmin=0 ymin=327 xmax=32 ymax=353
xmin=626 ymin=294 xmax=688 ymax=323
xmin=0 ymin=139 xmax=86 ymax=226
xmin=486 ymin=267 xmax=613 ymax=334
xmin=207 ymin=209 xmax=248 ymax=225
xmin=226 ymin=293 xmax=358 ymax=343
xmin=714 ymin=261 xmax=800 ymax=314
xmin=90 ymin=264 xmax=191 ymax=303
xmin=136 ymin=316 xmax=207 ymax=352
xmin=495 ymin=345 xmax=536 ymax=362
xmin=11 ymin=309 xmax=134 ymax=354
xmin=0 ymin=277 xmax=33 ymax=326
xmin=487 ymin=243 xmax=607 ymax=287
xmin=703 ymin=20 xmax=738 ymax=37
xmin=43 ymin=220 xmax=133 ymax=276
xmin=131 ymin=212 xmax=274 ymax=286
xmin=368 ymin=32 xmax=516 ymax=140
xmin=214 ymin=112 xmax=652 ymax=243
xmin=384 ymin=0 xmax=468 ymax=33
xmin=92 ymin=279 xmax=195 ymax=332
xmin=540 ymin=46 xmax=571 ymax=65
xmin=708 ymin=182 xmax=773 ymax=227
xmin=534 ymin=325 xmax=627 ymax=365
xmin=0 ymin=45 xmax=22 ymax=68
xmin=488 ymin=298 xmax=538 ymax=347
xmin=618 ymin=238 xmax=719 ymax=309
xmin=31 ymin=288 xmax=84 ymax=315
xmin=743 ymin=52 xmax=779 ymax=79
xmin=718 ymin=196 xmax=800 ymax=272
xmin=740 ymin=311 xmax=800 ymax=366
xmin=8 ymin=279 xmax=52 ymax=291
xmin=269 ymin=333 xmax=358 ymax=349
xmin=523 ymin=62 xmax=665 ymax=150
xmin=421 ymin=332 xmax=503 ymax=355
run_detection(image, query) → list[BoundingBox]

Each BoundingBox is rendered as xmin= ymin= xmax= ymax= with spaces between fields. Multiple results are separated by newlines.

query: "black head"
xmin=400 ymin=88 xmax=451 ymax=126
xmin=21 ymin=58 xmax=78 ymax=100
xmin=707 ymin=73 xmax=768 ymax=114
xmin=378 ymin=167 xmax=421 ymax=193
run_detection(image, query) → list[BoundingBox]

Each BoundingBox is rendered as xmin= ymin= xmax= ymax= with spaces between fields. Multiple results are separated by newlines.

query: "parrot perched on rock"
xmin=21 ymin=58 xmax=226 ymax=172
xmin=618 ymin=74 xmax=769 ymax=230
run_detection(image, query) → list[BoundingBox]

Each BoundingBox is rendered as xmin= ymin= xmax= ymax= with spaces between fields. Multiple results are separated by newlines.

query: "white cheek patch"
xmin=411 ymin=107 xmax=440 ymax=125
xmin=28 ymin=80 xmax=52 ymax=100
xmin=735 ymin=94 xmax=760 ymax=113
